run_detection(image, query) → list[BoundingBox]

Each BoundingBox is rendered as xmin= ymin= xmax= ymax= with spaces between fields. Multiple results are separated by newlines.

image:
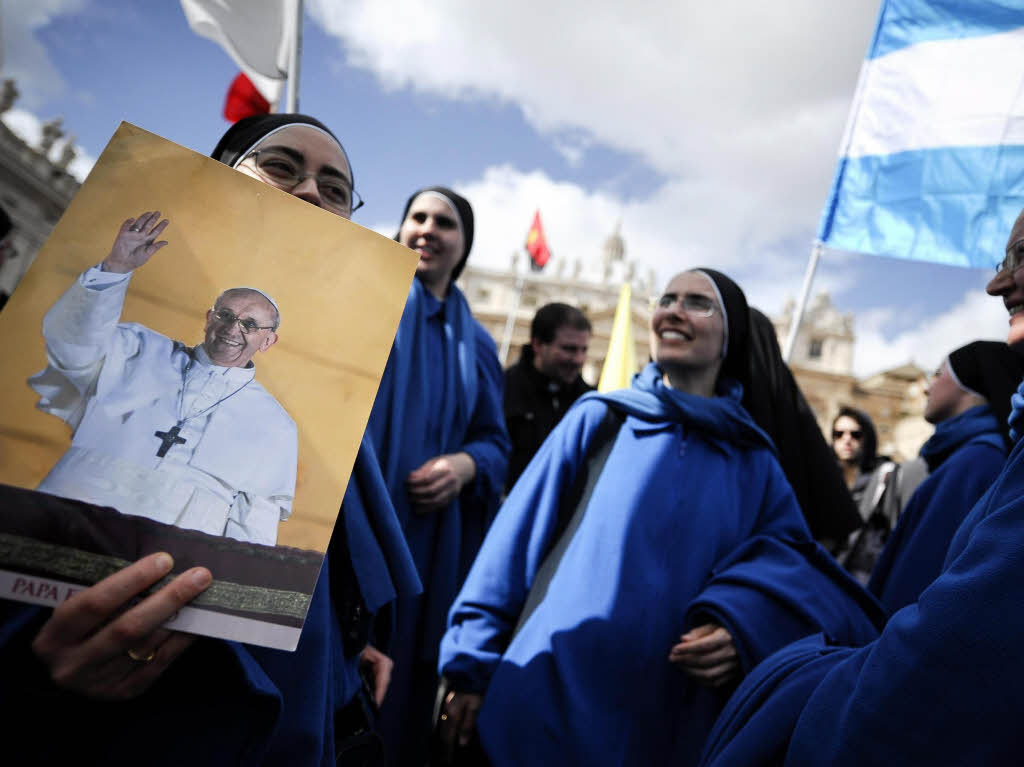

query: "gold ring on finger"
xmin=126 ymin=647 xmax=157 ymax=663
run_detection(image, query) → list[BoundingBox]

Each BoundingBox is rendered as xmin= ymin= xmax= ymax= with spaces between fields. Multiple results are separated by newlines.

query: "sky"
xmin=1 ymin=0 xmax=1011 ymax=378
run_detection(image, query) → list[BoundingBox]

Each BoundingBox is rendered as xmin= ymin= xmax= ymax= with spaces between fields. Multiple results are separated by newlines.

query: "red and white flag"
xmin=180 ymin=0 xmax=297 ymax=108
xmin=223 ymin=72 xmax=272 ymax=121
xmin=525 ymin=210 xmax=551 ymax=270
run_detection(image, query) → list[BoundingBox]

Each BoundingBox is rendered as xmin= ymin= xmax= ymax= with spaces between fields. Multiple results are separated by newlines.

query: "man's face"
xmin=399 ymin=194 xmax=464 ymax=297
xmin=832 ymin=415 xmax=864 ymax=464
xmin=987 ymin=209 xmax=1024 ymax=348
xmin=204 ymin=291 xmax=278 ymax=368
xmin=923 ymin=359 xmax=963 ymax=424
xmin=533 ymin=326 xmax=590 ymax=384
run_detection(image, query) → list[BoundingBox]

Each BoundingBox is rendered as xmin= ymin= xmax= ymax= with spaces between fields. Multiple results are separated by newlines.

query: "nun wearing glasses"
xmin=436 ymin=269 xmax=882 ymax=766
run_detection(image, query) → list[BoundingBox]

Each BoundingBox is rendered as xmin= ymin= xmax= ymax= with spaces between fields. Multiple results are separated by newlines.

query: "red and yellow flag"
xmin=525 ymin=210 xmax=551 ymax=270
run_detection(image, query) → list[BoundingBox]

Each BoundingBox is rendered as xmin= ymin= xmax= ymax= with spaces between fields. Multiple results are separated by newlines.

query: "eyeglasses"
xmin=653 ymin=292 xmax=717 ymax=317
xmin=211 ymin=307 xmax=275 ymax=334
xmin=832 ymin=428 xmax=863 ymax=441
xmin=246 ymin=149 xmax=364 ymax=214
xmin=997 ymin=238 xmax=1024 ymax=273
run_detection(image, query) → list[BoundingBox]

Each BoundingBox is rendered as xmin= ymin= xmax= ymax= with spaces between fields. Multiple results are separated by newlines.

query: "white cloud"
xmin=307 ymin=2 xmax=886 ymax=319
xmin=446 ymin=164 xmax=818 ymax=308
xmin=2 ymin=108 xmax=96 ymax=182
xmin=1 ymin=0 xmax=87 ymax=106
xmin=313 ymin=1 xmax=1006 ymax=378
xmin=853 ymin=289 xmax=1008 ymax=378
xmin=307 ymin=0 xmax=876 ymax=174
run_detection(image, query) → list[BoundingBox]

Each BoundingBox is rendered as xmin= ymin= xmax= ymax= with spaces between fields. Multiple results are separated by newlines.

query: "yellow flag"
xmin=598 ymin=283 xmax=636 ymax=392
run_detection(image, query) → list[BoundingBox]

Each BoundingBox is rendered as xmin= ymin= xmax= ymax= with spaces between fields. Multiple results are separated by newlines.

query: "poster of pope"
xmin=31 ymin=211 xmax=296 ymax=547
xmin=0 ymin=124 xmax=417 ymax=650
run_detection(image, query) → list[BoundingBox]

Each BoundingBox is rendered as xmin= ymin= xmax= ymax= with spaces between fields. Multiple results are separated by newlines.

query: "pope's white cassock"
xmin=28 ymin=266 xmax=298 ymax=546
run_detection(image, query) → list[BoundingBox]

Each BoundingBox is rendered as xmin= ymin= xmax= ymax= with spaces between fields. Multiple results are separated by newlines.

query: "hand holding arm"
xmin=31 ymin=551 xmax=212 ymax=700
xmin=100 ymin=211 xmax=169 ymax=274
xmin=407 ymin=452 xmax=477 ymax=512
xmin=668 ymin=622 xmax=739 ymax=688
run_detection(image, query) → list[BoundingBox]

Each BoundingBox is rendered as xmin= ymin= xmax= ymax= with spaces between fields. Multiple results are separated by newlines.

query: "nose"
xmin=290 ymin=176 xmax=323 ymax=208
xmin=659 ymin=301 xmax=687 ymax=322
xmin=415 ymin=216 xmax=439 ymax=240
xmin=987 ymin=264 xmax=1016 ymax=295
xmin=224 ymin=318 xmax=245 ymax=338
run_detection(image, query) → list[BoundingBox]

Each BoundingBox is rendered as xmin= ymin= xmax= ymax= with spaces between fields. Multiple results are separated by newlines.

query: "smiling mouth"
xmin=657 ymin=328 xmax=692 ymax=341
xmin=215 ymin=336 xmax=244 ymax=348
xmin=414 ymin=241 xmax=439 ymax=259
xmin=1009 ymin=303 xmax=1024 ymax=318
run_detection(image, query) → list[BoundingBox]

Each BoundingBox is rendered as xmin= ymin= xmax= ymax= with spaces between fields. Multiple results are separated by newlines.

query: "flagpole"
xmin=782 ymin=240 xmax=823 ymax=362
xmin=285 ymin=0 xmax=304 ymax=112
xmin=499 ymin=267 xmax=525 ymax=366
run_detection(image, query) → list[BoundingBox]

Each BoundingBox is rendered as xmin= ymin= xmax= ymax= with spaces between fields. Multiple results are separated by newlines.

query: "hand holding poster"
xmin=0 ymin=122 xmax=418 ymax=651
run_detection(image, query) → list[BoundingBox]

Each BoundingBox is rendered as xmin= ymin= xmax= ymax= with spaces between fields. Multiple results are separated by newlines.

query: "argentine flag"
xmin=820 ymin=0 xmax=1024 ymax=268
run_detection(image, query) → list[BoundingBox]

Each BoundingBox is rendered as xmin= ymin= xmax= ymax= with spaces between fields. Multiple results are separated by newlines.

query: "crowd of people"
xmin=2 ymin=108 xmax=1024 ymax=767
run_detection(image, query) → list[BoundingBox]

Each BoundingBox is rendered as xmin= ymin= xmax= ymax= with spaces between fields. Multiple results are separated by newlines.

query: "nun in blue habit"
xmin=370 ymin=187 xmax=511 ymax=764
xmin=0 ymin=114 xmax=422 ymax=766
xmin=700 ymin=433 xmax=1024 ymax=766
xmin=698 ymin=233 xmax=1024 ymax=767
xmin=437 ymin=269 xmax=882 ymax=767
xmin=867 ymin=340 xmax=1021 ymax=613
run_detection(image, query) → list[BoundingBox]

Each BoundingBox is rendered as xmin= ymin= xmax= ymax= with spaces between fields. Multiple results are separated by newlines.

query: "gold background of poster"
xmin=0 ymin=123 xmax=416 ymax=553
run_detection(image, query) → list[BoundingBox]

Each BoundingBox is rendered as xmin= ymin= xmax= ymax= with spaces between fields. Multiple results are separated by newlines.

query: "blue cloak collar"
xmin=919 ymin=405 xmax=1002 ymax=471
xmin=580 ymin=362 xmax=774 ymax=452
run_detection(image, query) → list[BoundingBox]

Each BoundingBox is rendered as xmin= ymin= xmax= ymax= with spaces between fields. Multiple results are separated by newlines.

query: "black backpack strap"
xmin=512 ymin=406 xmax=625 ymax=637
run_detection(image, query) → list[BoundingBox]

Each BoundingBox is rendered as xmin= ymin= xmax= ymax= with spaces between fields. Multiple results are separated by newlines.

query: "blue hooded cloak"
xmin=440 ymin=364 xmax=881 ymax=766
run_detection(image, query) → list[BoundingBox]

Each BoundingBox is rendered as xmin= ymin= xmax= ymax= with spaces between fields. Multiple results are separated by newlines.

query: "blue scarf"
xmin=581 ymin=362 xmax=774 ymax=452
xmin=919 ymin=405 xmax=1002 ymax=471
xmin=368 ymin=278 xmax=479 ymax=496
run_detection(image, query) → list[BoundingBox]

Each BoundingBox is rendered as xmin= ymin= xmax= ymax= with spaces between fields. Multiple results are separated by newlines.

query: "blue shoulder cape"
xmin=367 ymin=278 xmax=509 ymax=652
xmin=368 ymin=278 xmax=510 ymax=759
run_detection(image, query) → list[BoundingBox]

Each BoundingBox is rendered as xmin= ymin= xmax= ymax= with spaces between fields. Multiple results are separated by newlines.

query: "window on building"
xmin=808 ymin=338 xmax=823 ymax=359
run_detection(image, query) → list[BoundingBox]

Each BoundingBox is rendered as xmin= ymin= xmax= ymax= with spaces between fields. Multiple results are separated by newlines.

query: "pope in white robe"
xmin=27 ymin=211 xmax=297 ymax=546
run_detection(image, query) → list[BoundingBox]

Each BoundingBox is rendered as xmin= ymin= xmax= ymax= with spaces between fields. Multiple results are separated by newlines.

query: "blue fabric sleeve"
xmin=687 ymin=457 xmax=884 ymax=672
xmin=688 ymin=536 xmax=885 ymax=673
xmin=699 ymin=635 xmax=859 ymax=767
xmin=439 ymin=400 xmax=610 ymax=692
xmin=459 ymin=325 xmax=511 ymax=508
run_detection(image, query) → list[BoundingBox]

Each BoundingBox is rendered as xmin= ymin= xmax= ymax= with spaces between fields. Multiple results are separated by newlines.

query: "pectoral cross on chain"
xmin=154 ymin=424 xmax=187 ymax=457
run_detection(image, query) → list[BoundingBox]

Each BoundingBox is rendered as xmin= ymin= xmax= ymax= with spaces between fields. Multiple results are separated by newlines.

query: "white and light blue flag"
xmin=819 ymin=0 xmax=1024 ymax=267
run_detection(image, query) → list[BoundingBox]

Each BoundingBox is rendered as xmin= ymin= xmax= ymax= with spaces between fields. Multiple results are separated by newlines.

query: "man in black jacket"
xmin=504 ymin=302 xmax=593 ymax=491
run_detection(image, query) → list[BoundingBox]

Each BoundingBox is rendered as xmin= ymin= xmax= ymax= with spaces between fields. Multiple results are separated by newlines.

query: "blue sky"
xmin=2 ymin=0 xmax=1010 ymax=376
